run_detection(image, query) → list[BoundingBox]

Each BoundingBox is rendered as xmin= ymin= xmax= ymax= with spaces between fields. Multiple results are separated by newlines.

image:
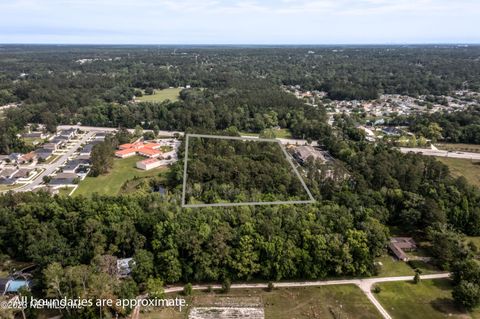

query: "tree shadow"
xmin=430 ymin=298 xmax=465 ymax=316
xmin=431 ymin=278 xmax=453 ymax=291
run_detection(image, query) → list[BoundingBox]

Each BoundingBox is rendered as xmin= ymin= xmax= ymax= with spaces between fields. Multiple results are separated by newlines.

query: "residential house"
xmin=8 ymin=153 xmax=22 ymax=163
xmin=80 ymin=143 xmax=95 ymax=156
xmin=22 ymin=132 xmax=47 ymax=139
xmin=0 ymin=168 xmax=18 ymax=180
xmin=12 ymin=169 xmax=34 ymax=181
xmin=43 ymin=141 xmax=62 ymax=150
xmin=49 ymin=173 xmax=78 ymax=186
xmin=63 ymin=159 xmax=90 ymax=174
xmin=388 ymin=237 xmax=417 ymax=261
xmin=36 ymin=148 xmax=54 ymax=161
xmin=18 ymin=151 xmax=37 ymax=164
xmin=58 ymin=128 xmax=77 ymax=139
xmin=0 ymin=155 xmax=9 ymax=165
xmin=49 ymin=136 xmax=68 ymax=148
xmin=94 ymin=132 xmax=108 ymax=141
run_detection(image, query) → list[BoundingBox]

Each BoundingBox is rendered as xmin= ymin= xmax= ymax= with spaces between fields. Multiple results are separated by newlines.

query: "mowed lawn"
xmin=142 ymin=285 xmax=381 ymax=319
xmin=376 ymin=279 xmax=480 ymax=319
xmin=137 ymin=88 xmax=181 ymax=103
xmin=437 ymin=157 xmax=480 ymax=188
xmin=375 ymin=256 xmax=417 ymax=277
xmin=74 ymin=156 xmax=167 ymax=196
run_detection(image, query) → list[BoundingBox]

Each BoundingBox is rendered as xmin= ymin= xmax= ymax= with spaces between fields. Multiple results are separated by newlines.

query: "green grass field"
xmin=437 ymin=157 xmax=480 ymax=188
xmin=274 ymin=128 xmax=292 ymax=138
xmin=437 ymin=143 xmax=480 ymax=153
xmin=57 ymin=186 xmax=75 ymax=196
xmin=375 ymin=256 xmax=416 ymax=277
xmin=73 ymin=156 xmax=167 ymax=196
xmin=137 ymin=88 xmax=181 ymax=103
xmin=239 ymin=129 xmax=292 ymax=138
xmin=375 ymin=255 xmax=440 ymax=277
xmin=376 ymin=279 xmax=480 ymax=319
xmin=239 ymin=131 xmax=260 ymax=137
xmin=22 ymin=137 xmax=46 ymax=147
xmin=141 ymin=285 xmax=381 ymax=319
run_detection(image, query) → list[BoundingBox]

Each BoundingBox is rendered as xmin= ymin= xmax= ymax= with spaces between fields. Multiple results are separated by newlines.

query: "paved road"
xmin=58 ymin=125 xmax=315 ymax=146
xmin=13 ymin=132 xmax=94 ymax=192
xmin=57 ymin=125 xmax=183 ymax=138
xmin=130 ymin=273 xmax=450 ymax=319
xmin=400 ymin=147 xmax=480 ymax=160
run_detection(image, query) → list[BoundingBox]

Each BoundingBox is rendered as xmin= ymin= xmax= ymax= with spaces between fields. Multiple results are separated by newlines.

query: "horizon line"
xmin=1 ymin=42 xmax=480 ymax=46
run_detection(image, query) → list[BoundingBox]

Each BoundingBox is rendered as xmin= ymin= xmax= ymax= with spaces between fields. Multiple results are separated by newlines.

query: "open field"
xmin=239 ymin=129 xmax=292 ymax=138
xmin=57 ymin=186 xmax=75 ymax=196
xmin=142 ymin=285 xmax=381 ymax=319
xmin=437 ymin=157 xmax=480 ymax=188
xmin=137 ymin=88 xmax=181 ymax=103
xmin=239 ymin=131 xmax=260 ymax=137
xmin=437 ymin=143 xmax=480 ymax=153
xmin=22 ymin=137 xmax=46 ymax=147
xmin=375 ymin=256 xmax=417 ymax=277
xmin=375 ymin=255 xmax=440 ymax=278
xmin=141 ymin=308 xmax=185 ymax=319
xmin=274 ymin=128 xmax=292 ymax=138
xmin=376 ymin=279 xmax=480 ymax=319
xmin=73 ymin=156 xmax=167 ymax=196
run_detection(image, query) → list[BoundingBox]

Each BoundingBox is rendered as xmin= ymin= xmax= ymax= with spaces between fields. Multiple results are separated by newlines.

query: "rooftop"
xmin=53 ymin=172 xmax=78 ymax=179
xmin=140 ymin=158 xmax=160 ymax=165
xmin=119 ymin=142 xmax=143 ymax=150
xmin=137 ymin=147 xmax=161 ymax=156
xmin=143 ymin=143 xmax=161 ymax=149
xmin=115 ymin=148 xmax=137 ymax=155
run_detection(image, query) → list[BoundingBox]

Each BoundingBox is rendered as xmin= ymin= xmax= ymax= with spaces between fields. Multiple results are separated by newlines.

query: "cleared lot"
xmin=375 ymin=279 xmax=480 ymax=319
xmin=142 ymin=285 xmax=381 ymax=319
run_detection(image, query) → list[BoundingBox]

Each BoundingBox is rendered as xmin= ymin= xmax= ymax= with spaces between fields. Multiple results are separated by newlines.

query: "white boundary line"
xmin=181 ymin=133 xmax=316 ymax=208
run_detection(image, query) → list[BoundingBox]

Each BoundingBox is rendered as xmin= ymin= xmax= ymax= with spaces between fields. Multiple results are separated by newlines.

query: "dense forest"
xmin=2 ymin=45 xmax=480 ymax=153
xmin=389 ymin=105 xmax=480 ymax=144
xmin=183 ymin=136 xmax=310 ymax=204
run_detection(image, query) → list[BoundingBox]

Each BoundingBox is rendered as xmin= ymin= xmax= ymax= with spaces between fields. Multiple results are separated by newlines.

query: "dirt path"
xmin=130 ymin=273 xmax=450 ymax=319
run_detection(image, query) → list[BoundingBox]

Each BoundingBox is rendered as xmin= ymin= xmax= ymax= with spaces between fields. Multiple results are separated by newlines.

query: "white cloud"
xmin=0 ymin=0 xmax=478 ymax=43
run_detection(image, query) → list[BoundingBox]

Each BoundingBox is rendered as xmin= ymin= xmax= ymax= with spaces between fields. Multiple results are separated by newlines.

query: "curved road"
xmin=131 ymin=273 xmax=450 ymax=319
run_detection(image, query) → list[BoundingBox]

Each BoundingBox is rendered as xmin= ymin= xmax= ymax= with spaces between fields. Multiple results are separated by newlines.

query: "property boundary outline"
xmin=181 ymin=133 xmax=316 ymax=208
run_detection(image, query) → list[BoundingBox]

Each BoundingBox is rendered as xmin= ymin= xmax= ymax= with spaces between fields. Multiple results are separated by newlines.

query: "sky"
xmin=0 ymin=0 xmax=479 ymax=44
